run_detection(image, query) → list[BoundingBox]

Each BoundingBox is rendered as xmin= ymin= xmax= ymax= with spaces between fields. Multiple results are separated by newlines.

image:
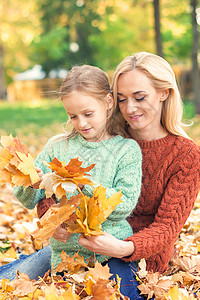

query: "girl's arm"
xmin=13 ymin=139 xmax=55 ymax=209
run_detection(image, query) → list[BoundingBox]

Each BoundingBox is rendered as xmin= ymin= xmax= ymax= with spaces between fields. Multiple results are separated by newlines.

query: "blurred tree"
xmin=89 ymin=0 xmax=154 ymax=70
xmin=190 ymin=0 xmax=200 ymax=114
xmin=153 ymin=0 xmax=163 ymax=57
xmin=32 ymin=0 xmax=101 ymax=74
xmin=0 ymin=0 xmax=39 ymax=88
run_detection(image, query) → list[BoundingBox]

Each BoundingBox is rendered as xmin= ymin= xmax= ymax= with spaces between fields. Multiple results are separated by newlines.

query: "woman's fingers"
xmin=79 ymin=232 xmax=134 ymax=258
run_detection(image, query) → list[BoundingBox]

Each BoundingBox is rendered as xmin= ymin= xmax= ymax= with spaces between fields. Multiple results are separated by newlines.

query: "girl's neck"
xmin=128 ymin=126 xmax=168 ymax=141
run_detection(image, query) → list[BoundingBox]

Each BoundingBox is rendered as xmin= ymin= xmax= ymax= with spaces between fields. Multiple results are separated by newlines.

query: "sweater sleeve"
xmin=123 ymin=144 xmax=200 ymax=262
xmin=13 ymin=138 xmax=55 ymax=209
xmin=82 ymin=143 xmax=142 ymax=221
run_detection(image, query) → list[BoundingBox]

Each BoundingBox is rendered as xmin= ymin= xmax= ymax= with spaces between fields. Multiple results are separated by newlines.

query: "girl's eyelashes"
xmin=85 ymin=112 xmax=93 ymax=117
xmin=69 ymin=112 xmax=93 ymax=119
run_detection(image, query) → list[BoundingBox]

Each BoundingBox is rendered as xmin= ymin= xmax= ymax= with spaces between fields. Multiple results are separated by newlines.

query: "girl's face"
xmin=63 ymin=91 xmax=113 ymax=142
xmin=117 ymin=69 xmax=168 ymax=140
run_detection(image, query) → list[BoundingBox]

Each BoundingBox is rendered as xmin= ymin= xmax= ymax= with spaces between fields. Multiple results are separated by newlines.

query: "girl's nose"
xmin=78 ymin=117 xmax=87 ymax=128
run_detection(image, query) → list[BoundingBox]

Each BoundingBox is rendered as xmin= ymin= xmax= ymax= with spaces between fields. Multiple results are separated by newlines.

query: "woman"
xmin=79 ymin=52 xmax=200 ymax=299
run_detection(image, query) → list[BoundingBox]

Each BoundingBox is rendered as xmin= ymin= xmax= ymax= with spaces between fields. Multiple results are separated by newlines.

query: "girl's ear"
xmin=106 ymin=93 xmax=114 ymax=109
xmin=160 ymin=89 xmax=170 ymax=102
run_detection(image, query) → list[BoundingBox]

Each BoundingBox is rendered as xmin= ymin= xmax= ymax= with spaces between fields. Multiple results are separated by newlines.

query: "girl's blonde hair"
xmin=59 ymin=64 xmax=117 ymax=139
xmin=111 ymin=52 xmax=190 ymax=139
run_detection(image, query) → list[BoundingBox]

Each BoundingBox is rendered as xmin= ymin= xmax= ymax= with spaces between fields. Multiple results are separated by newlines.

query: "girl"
xmin=78 ymin=53 xmax=200 ymax=299
xmin=1 ymin=65 xmax=142 ymax=280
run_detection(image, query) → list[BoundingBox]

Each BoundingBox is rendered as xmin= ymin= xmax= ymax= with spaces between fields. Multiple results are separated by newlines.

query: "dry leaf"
xmin=0 ymin=135 xmax=40 ymax=188
xmin=40 ymin=157 xmax=95 ymax=198
xmin=137 ymin=258 xmax=148 ymax=278
xmin=33 ymin=195 xmax=81 ymax=240
xmin=86 ymin=262 xmax=112 ymax=282
xmin=67 ymin=185 xmax=123 ymax=236
xmin=12 ymin=272 xmax=36 ymax=296
xmin=55 ymin=251 xmax=88 ymax=274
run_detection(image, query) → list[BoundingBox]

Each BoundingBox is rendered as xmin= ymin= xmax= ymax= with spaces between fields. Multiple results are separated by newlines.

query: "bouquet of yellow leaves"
xmin=34 ymin=185 xmax=122 ymax=240
xmin=0 ymin=135 xmax=40 ymax=188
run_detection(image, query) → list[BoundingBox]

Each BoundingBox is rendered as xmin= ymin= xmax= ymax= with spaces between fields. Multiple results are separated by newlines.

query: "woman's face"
xmin=117 ymin=69 xmax=167 ymax=139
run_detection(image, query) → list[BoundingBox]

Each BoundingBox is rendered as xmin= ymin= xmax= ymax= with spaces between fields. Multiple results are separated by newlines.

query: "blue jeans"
xmin=0 ymin=247 xmax=147 ymax=299
xmin=107 ymin=257 xmax=146 ymax=300
xmin=0 ymin=245 xmax=52 ymax=281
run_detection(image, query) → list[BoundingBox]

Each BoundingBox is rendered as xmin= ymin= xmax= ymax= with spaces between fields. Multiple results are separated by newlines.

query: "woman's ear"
xmin=106 ymin=93 xmax=114 ymax=109
xmin=160 ymin=89 xmax=170 ymax=102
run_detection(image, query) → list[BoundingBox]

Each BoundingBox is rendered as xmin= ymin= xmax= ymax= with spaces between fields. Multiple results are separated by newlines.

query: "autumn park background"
xmin=0 ymin=0 xmax=200 ymax=299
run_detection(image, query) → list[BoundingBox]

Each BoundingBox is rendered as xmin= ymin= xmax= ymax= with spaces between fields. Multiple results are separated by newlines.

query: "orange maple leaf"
xmin=33 ymin=195 xmax=81 ymax=241
xmin=55 ymin=251 xmax=88 ymax=274
xmin=40 ymin=157 xmax=95 ymax=199
xmin=0 ymin=135 xmax=40 ymax=188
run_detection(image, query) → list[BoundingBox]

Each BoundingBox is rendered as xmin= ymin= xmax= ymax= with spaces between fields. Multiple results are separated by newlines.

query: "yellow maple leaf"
xmin=164 ymin=285 xmax=196 ymax=300
xmin=0 ymin=134 xmax=15 ymax=148
xmin=69 ymin=185 xmax=123 ymax=236
xmin=16 ymin=151 xmax=40 ymax=184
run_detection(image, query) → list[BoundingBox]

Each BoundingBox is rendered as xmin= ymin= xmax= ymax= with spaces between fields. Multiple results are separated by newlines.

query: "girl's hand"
xmin=52 ymin=226 xmax=71 ymax=243
xmin=79 ymin=232 xmax=134 ymax=258
xmin=31 ymin=167 xmax=43 ymax=189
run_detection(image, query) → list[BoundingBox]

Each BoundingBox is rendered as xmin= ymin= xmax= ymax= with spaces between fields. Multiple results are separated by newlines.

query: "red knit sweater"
xmin=124 ymin=134 xmax=200 ymax=273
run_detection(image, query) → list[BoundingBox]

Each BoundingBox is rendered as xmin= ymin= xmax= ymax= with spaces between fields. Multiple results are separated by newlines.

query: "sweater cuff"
xmin=122 ymin=236 xmax=144 ymax=262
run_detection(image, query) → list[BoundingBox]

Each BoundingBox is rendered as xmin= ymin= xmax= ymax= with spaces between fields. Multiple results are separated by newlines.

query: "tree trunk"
xmin=153 ymin=0 xmax=164 ymax=57
xmin=191 ymin=0 xmax=200 ymax=114
xmin=0 ymin=45 xmax=5 ymax=100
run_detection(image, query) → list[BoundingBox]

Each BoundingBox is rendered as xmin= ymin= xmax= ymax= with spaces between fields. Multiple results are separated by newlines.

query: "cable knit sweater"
xmin=124 ymin=134 xmax=200 ymax=273
xmin=14 ymin=134 xmax=142 ymax=267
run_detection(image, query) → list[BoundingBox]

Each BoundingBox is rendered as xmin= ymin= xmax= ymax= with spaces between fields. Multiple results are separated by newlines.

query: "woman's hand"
xmin=79 ymin=232 xmax=134 ymax=258
xmin=31 ymin=167 xmax=43 ymax=189
xmin=52 ymin=226 xmax=71 ymax=243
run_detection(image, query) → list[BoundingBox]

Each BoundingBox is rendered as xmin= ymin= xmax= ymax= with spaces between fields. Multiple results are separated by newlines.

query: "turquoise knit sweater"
xmin=13 ymin=134 xmax=142 ymax=267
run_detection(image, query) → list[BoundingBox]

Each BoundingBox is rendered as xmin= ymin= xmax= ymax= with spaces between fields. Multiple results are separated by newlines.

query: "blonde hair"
xmin=111 ymin=52 xmax=190 ymax=139
xmin=59 ymin=65 xmax=117 ymax=139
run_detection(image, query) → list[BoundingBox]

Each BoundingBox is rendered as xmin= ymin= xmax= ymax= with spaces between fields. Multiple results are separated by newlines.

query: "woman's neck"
xmin=128 ymin=126 xmax=168 ymax=141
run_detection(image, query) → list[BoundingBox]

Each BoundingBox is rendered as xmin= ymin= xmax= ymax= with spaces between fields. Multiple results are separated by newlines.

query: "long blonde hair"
xmin=111 ymin=52 xmax=190 ymax=139
xmin=59 ymin=65 xmax=117 ymax=139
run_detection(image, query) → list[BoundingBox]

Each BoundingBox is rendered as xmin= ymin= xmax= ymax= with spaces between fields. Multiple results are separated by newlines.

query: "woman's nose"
xmin=126 ymin=99 xmax=137 ymax=114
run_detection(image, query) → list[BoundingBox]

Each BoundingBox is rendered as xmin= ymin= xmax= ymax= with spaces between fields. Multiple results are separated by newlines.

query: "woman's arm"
xmin=124 ymin=145 xmax=200 ymax=262
xmin=79 ymin=144 xmax=200 ymax=260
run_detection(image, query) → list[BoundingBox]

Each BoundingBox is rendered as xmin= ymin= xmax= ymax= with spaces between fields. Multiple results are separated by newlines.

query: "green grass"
xmin=0 ymin=99 xmax=198 ymax=154
xmin=0 ymin=100 xmax=68 ymax=136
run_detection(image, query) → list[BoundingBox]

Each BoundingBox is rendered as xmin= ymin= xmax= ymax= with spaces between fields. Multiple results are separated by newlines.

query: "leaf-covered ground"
xmin=0 ymin=121 xmax=199 ymax=299
xmin=0 ymin=183 xmax=199 ymax=299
